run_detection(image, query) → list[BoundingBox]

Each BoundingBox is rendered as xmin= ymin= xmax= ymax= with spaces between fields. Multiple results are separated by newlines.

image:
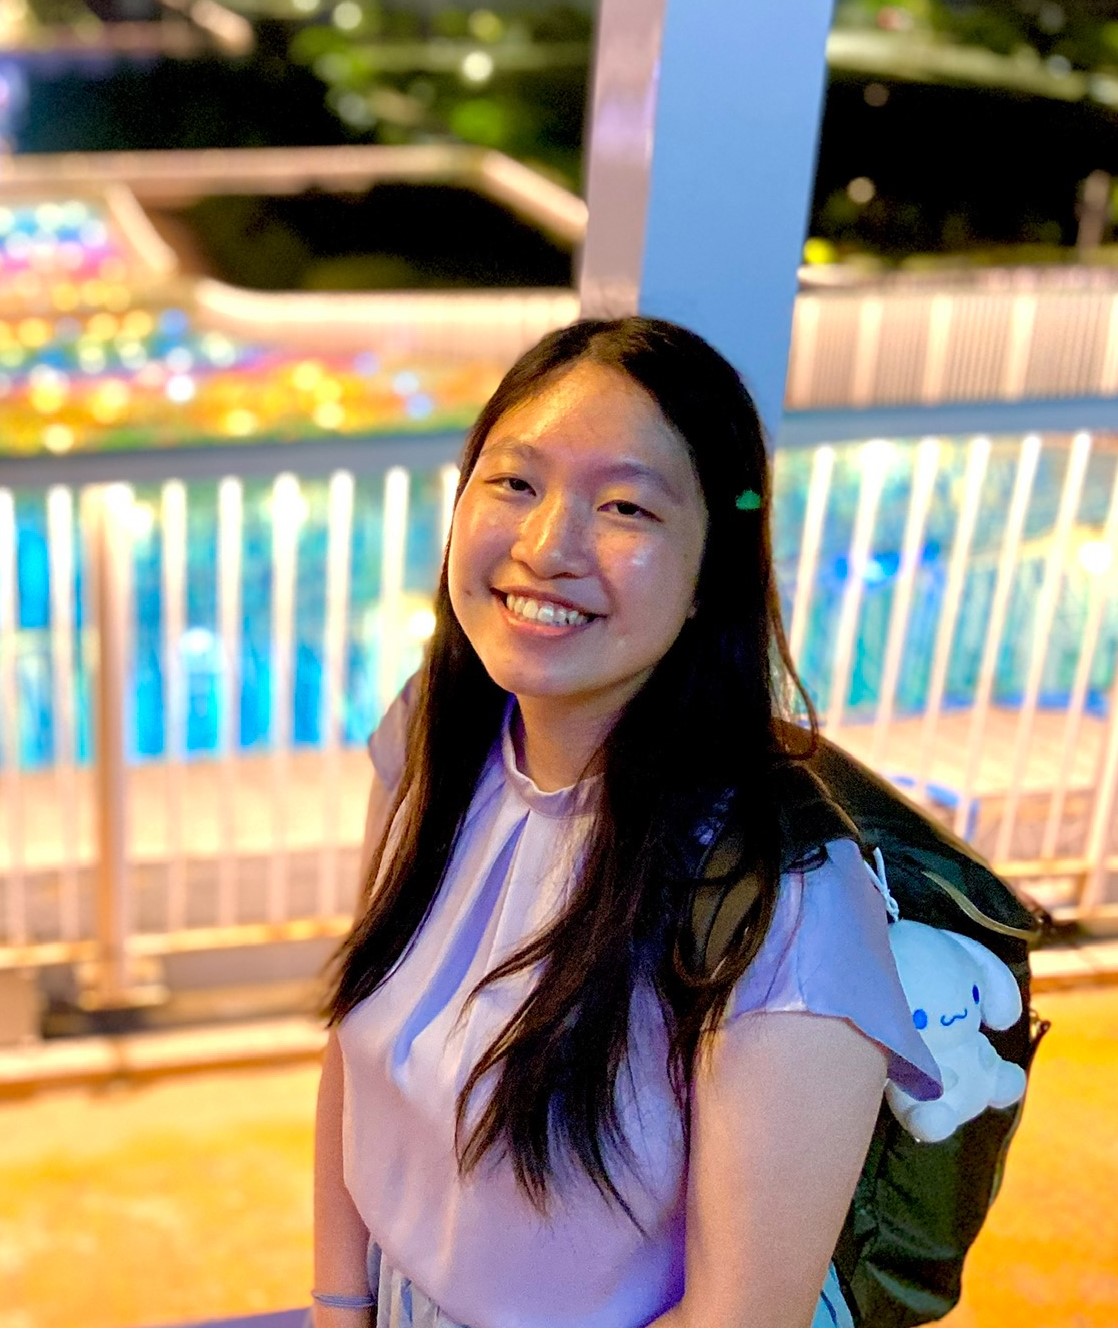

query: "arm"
xmin=653 ymin=1012 xmax=887 ymax=1328
xmin=313 ymin=1029 xmax=373 ymax=1328
xmin=313 ymin=748 xmax=403 ymax=1327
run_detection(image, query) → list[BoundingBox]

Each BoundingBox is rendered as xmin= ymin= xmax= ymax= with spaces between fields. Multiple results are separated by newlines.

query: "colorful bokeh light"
xmin=0 ymin=195 xmax=506 ymax=457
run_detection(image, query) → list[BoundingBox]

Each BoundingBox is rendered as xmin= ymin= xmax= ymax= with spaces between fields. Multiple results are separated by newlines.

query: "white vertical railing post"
xmin=1042 ymin=461 xmax=1118 ymax=861
xmin=377 ymin=466 xmax=410 ymax=717
xmin=871 ymin=437 xmax=940 ymax=765
xmin=1082 ymin=663 xmax=1118 ymax=911
xmin=995 ymin=431 xmax=1093 ymax=863
xmin=217 ymin=477 xmax=243 ymax=924
xmin=953 ymin=434 xmax=1041 ymax=839
xmin=787 ymin=444 xmax=835 ymax=674
xmin=47 ymin=485 xmax=80 ymax=939
xmin=826 ymin=439 xmax=889 ymax=730
xmin=80 ymin=484 xmax=163 ymax=1008
xmin=320 ymin=470 xmax=355 ymax=918
xmin=920 ymin=295 xmax=953 ymax=404
xmin=440 ymin=464 xmax=460 ymax=556
xmin=269 ymin=473 xmax=301 ymax=924
xmin=0 ymin=487 xmax=26 ymax=946
xmin=161 ymin=480 xmax=188 ymax=930
xmin=914 ymin=436 xmax=991 ymax=803
xmin=849 ymin=300 xmax=884 ymax=408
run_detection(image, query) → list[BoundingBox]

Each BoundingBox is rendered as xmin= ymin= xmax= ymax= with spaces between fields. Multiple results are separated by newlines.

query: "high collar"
xmin=499 ymin=699 xmax=601 ymax=819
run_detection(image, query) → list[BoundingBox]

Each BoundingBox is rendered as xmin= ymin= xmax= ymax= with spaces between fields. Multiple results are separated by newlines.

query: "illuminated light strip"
xmin=0 ymin=488 xmax=26 ymax=943
xmin=47 ymin=485 xmax=80 ymax=940
xmin=870 ymin=437 xmax=940 ymax=766
xmin=1043 ymin=459 xmax=1118 ymax=860
xmin=216 ymin=477 xmax=243 ymax=926
xmin=161 ymin=480 xmax=188 ymax=931
xmin=269 ymin=473 xmax=301 ymax=924
xmin=914 ymin=435 xmax=991 ymax=805
xmin=319 ymin=470 xmax=355 ymax=919
xmin=995 ymin=431 xmax=1093 ymax=863
xmin=826 ymin=439 xmax=890 ymax=730
xmin=787 ymin=444 xmax=834 ymax=675
xmin=377 ymin=467 xmax=411 ymax=717
xmin=953 ymin=434 xmax=1042 ymax=840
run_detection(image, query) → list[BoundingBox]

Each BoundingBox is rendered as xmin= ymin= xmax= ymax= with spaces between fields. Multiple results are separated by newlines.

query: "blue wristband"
xmin=311 ymin=1290 xmax=375 ymax=1310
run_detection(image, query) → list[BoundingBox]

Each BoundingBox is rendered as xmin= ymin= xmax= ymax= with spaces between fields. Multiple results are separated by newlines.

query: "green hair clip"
xmin=735 ymin=488 xmax=762 ymax=511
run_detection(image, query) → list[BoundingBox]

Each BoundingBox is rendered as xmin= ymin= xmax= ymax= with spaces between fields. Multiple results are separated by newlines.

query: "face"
xmin=448 ymin=359 xmax=709 ymax=726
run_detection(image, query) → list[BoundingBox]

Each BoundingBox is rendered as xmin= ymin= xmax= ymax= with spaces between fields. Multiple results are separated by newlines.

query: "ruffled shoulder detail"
xmin=366 ymin=674 xmax=418 ymax=789
xmin=724 ymin=838 xmax=942 ymax=1101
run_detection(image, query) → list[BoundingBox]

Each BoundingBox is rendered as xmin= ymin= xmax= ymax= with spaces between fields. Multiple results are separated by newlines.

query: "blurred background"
xmin=1 ymin=1 xmax=1117 ymax=1325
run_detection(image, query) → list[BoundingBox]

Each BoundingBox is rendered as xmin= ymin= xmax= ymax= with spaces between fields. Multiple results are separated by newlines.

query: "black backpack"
xmin=688 ymin=735 xmax=1049 ymax=1327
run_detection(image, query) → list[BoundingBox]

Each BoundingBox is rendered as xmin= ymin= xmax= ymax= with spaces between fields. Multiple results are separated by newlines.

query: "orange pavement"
xmin=0 ymin=984 xmax=1114 ymax=1328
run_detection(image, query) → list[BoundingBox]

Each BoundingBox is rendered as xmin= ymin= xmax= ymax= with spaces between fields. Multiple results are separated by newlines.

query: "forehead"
xmin=481 ymin=360 xmax=694 ymax=477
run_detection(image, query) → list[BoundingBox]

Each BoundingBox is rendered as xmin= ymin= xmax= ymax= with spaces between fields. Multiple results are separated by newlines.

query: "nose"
xmin=510 ymin=492 xmax=592 ymax=578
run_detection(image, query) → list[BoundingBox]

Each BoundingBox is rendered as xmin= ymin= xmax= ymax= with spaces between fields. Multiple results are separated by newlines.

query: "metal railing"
xmin=0 ymin=438 xmax=458 ymax=1003
xmin=3 ymin=225 xmax=1118 ymax=1003
xmin=779 ymin=429 xmax=1118 ymax=914
xmin=789 ymin=267 xmax=1118 ymax=411
xmin=2 ymin=425 xmax=1117 ymax=1009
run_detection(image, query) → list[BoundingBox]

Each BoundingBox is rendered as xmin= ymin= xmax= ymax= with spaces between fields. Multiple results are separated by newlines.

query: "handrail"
xmin=0 ymin=145 xmax=589 ymax=247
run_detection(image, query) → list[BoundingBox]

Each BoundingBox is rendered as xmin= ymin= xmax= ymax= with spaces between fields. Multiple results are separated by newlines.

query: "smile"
xmin=502 ymin=592 xmax=596 ymax=628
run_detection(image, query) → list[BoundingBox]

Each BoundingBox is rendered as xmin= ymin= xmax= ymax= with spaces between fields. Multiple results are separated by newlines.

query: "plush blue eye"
xmin=972 ymin=985 xmax=980 ymax=1004
xmin=913 ymin=1008 xmax=928 ymax=1030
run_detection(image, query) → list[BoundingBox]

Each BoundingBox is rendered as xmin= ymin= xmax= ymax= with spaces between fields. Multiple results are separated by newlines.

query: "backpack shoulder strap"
xmin=690 ymin=763 xmax=862 ymax=977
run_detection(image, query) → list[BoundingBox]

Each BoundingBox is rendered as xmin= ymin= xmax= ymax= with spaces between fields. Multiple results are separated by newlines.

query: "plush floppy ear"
xmin=947 ymin=931 xmax=1023 ymax=1030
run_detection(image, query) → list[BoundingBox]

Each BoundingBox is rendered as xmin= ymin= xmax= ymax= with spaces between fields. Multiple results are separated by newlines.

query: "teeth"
xmin=505 ymin=594 xmax=591 ymax=627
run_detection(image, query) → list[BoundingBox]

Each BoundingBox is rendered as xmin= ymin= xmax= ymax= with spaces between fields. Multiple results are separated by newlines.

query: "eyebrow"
xmin=480 ymin=439 xmax=685 ymax=503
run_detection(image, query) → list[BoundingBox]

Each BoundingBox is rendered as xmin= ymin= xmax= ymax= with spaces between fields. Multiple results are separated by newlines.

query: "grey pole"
xmin=579 ymin=0 xmax=832 ymax=436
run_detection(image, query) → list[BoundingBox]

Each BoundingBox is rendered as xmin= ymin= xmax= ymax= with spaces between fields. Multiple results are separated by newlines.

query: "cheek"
xmin=448 ymin=500 xmax=508 ymax=601
xmin=607 ymin=535 xmax=703 ymax=606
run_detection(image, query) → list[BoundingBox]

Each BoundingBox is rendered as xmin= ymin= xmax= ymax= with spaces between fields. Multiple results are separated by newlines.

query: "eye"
xmin=602 ymin=499 xmax=656 ymax=520
xmin=972 ymin=985 xmax=980 ymax=1005
xmin=912 ymin=1008 xmax=928 ymax=1031
xmin=492 ymin=475 xmax=534 ymax=494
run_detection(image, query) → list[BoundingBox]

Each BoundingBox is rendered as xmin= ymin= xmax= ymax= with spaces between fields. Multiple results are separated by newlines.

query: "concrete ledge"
xmin=0 ymin=1016 xmax=327 ymax=1093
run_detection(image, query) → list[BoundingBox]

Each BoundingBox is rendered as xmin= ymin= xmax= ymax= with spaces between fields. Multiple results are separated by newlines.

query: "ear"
xmin=947 ymin=931 xmax=1023 ymax=1030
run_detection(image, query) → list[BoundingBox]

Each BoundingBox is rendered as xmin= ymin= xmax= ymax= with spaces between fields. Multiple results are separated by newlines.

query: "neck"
xmin=513 ymin=696 xmax=619 ymax=792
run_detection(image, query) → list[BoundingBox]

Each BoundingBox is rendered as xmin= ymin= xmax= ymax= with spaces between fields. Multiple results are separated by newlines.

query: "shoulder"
xmin=366 ymin=674 xmax=419 ymax=789
xmin=726 ymin=839 xmax=942 ymax=1099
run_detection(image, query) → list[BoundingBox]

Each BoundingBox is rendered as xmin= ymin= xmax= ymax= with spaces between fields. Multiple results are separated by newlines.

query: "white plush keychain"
xmin=886 ymin=918 xmax=1027 ymax=1144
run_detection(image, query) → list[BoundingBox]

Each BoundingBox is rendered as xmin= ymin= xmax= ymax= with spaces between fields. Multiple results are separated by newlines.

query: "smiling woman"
xmin=312 ymin=317 xmax=939 ymax=1329
xmin=448 ymin=359 xmax=707 ymax=790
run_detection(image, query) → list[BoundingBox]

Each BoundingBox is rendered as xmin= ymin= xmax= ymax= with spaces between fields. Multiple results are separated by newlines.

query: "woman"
xmin=312 ymin=317 xmax=940 ymax=1328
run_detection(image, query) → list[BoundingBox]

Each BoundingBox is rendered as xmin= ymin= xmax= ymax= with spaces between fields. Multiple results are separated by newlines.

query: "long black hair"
xmin=327 ymin=316 xmax=817 ymax=1218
